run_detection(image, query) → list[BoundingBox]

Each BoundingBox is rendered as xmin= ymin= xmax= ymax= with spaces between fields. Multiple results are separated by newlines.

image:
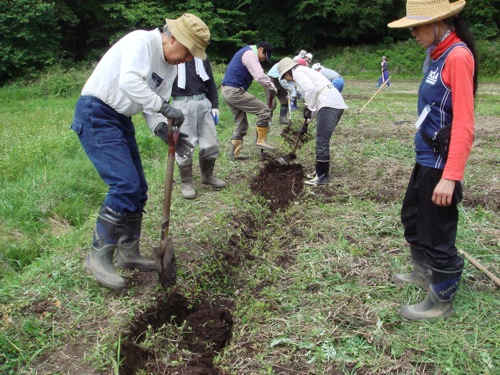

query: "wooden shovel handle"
xmin=160 ymin=122 xmax=178 ymax=244
xmin=458 ymin=249 xmax=500 ymax=288
xmin=291 ymin=118 xmax=309 ymax=155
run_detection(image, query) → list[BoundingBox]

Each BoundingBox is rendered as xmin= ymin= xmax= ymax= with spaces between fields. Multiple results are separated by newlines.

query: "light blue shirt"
xmin=268 ymin=63 xmax=295 ymax=91
xmin=268 ymin=63 xmax=280 ymax=78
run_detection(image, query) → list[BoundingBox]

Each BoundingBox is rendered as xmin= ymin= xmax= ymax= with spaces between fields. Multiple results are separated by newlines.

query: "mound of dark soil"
xmin=249 ymin=161 xmax=305 ymax=211
xmin=120 ymin=291 xmax=232 ymax=375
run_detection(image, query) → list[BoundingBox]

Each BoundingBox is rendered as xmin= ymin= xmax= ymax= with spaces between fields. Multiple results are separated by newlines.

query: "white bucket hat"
xmin=305 ymin=52 xmax=313 ymax=59
xmin=278 ymin=57 xmax=298 ymax=80
xmin=311 ymin=63 xmax=322 ymax=70
xmin=388 ymin=0 xmax=466 ymax=29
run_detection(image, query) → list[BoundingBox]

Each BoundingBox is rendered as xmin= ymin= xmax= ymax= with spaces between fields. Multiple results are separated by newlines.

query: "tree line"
xmin=0 ymin=0 xmax=498 ymax=85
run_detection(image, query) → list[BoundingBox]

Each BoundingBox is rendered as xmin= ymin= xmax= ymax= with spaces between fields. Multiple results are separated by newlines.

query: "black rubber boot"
xmin=199 ymin=156 xmax=226 ymax=189
xmin=115 ymin=212 xmax=157 ymax=271
xmin=305 ymin=160 xmax=329 ymax=186
xmin=85 ymin=205 xmax=126 ymax=289
xmin=400 ymin=261 xmax=464 ymax=320
xmin=279 ymin=106 xmax=289 ymax=125
xmin=392 ymin=244 xmax=431 ymax=290
xmin=178 ymin=163 xmax=196 ymax=199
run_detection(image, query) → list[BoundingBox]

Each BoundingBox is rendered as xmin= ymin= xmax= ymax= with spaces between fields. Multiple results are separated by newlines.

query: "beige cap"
xmin=388 ymin=0 xmax=466 ymax=29
xmin=166 ymin=13 xmax=210 ymax=59
xmin=278 ymin=57 xmax=299 ymax=80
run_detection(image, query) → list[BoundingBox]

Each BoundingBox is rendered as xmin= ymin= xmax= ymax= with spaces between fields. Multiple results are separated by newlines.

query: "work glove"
xmin=303 ymin=107 xmax=312 ymax=120
xmin=154 ymin=122 xmax=194 ymax=156
xmin=211 ymin=109 xmax=219 ymax=125
xmin=270 ymin=86 xmax=278 ymax=98
xmin=159 ymin=101 xmax=185 ymax=127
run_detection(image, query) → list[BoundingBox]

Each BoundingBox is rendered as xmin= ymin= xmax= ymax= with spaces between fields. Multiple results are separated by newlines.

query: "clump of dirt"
xmin=249 ymin=161 xmax=305 ymax=211
xmin=120 ymin=291 xmax=232 ymax=375
xmin=279 ymin=121 xmax=313 ymax=147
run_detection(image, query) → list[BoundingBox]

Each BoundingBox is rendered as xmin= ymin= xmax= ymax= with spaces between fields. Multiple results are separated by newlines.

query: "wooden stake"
xmin=458 ymin=249 xmax=500 ymax=288
xmin=358 ymin=76 xmax=391 ymax=114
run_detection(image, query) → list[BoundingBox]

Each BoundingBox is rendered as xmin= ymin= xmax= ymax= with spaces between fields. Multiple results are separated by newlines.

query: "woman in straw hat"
xmin=71 ymin=13 xmax=210 ymax=289
xmin=388 ymin=0 xmax=477 ymax=320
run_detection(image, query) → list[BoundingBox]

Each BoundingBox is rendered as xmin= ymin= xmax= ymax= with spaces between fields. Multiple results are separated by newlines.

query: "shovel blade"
xmin=154 ymin=237 xmax=177 ymax=288
xmin=276 ymin=152 xmax=297 ymax=165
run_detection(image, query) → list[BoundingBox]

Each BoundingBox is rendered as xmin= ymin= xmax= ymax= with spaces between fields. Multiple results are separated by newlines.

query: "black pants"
xmin=401 ymin=164 xmax=463 ymax=270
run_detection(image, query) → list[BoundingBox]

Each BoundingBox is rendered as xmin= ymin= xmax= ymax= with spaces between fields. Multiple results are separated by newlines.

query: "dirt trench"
xmin=118 ymin=128 xmax=309 ymax=374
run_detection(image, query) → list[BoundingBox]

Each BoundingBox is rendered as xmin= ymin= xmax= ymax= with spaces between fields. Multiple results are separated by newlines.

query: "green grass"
xmin=0 ymin=66 xmax=498 ymax=374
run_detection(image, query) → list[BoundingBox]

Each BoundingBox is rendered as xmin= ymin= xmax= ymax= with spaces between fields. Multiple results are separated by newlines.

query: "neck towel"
xmin=177 ymin=57 xmax=209 ymax=89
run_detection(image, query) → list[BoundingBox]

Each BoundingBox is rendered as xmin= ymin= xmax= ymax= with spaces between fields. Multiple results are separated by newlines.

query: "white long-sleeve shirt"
xmin=81 ymin=29 xmax=176 ymax=132
xmin=293 ymin=66 xmax=347 ymax=112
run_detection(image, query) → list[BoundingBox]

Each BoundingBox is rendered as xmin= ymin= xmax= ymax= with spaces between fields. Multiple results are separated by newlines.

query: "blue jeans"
xmin=377 ymin=70 xmax=390 ymax=87
xmin=315 ymin=107 xmax=344 ymax=161
xmin=71 ymin=96 xmax=148 ymax=214
xmin=332 ymin=77 xmax=344 ymax=93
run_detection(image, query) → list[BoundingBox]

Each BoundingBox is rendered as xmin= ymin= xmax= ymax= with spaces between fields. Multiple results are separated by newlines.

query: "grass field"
xmin=0 ymin=74 xmax=498 ymax=374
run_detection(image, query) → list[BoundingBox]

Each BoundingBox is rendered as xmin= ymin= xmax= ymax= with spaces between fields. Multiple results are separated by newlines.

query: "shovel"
xmin=277 ymin=118 xmax=309 ymax=165
xmin=154 ymin=121 xmax=178 ymax=288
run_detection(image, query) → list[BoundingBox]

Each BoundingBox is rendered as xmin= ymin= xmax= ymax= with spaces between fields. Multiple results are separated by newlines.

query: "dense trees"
xmin=0 ymin=0 xmax=498 ymax=84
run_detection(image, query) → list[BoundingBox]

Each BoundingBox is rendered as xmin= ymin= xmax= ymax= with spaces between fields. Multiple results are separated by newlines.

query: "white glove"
xmin=211 ymin=109 xmax=219 ymax=125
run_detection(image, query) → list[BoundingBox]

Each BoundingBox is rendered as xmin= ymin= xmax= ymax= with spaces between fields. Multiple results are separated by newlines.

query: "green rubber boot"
xmin=85 ymin=205 xmax=126 ymax=290
xmin=392 ymin=244 xmax=430 ymax=290
xmin=115 ymin=212 xmax=157 ymax=271
xmin=199 ymin=156 xmax=226 ymax=189
xmin=400 ymin=264 xmax=463 ymax=320
xmin=178 ymin=162 xmax=196 ymax=199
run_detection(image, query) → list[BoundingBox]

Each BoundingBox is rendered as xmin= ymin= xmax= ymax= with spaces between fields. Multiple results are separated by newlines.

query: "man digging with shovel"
xmin=71 ymin=13 xmax=209 ymax=290
xmin=221 ymin=41 xmax=278 ymax=160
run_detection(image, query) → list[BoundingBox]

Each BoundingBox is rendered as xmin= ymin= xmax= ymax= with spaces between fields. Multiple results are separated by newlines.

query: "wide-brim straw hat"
xmin=388 ymin=0 xmax=466 ymax=29
xmin=166 ymin=13 xmax=210 ymax=59
xmin=278 ymin=57 xmax=299 ymax=80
